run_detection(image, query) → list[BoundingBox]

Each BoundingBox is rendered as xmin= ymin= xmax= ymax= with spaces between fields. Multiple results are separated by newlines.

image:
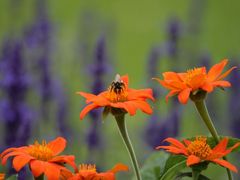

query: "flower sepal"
xmin=102 ymin=106 xmax=127 ymax=119
xmin=190 ymin=90 xmax=207 ymax=102
xmin=190 ymin=161 xmax=209 ymax=175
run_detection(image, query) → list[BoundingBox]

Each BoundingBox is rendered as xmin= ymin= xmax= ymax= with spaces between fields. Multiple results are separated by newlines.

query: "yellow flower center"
xmin=106 ymin=74 xmax=128 ymax=102
xmin=187 ymin=137 xmax=212 ymax=159
xmin=184 ymin=68 xmax=206 ymax=86
xmin=79 ymin=164 xmax=97 ymax=173
xmin=28 ymin=140 xmax=54 ymax=161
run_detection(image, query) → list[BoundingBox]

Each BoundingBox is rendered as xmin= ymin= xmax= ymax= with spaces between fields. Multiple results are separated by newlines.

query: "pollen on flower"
xmin=107 ymin=74 xmax=128 ymax=102
xmin=79 ymin=164 xmax=97 ymax=173
xmin=187 ymin=137 xmax=212 ymax=159
xmin=184 ymin=68 xmax=206 ymax=86
xmin=28 ymin=140 xmax=54 ymax=161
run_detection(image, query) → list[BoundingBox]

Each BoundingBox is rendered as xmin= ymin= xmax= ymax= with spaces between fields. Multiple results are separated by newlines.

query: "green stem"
xmin=194 ymin=100 xmax=233 ymax=180
xmin=192 ymin=169 xmax=200 ymax=180
xmin=34 ymin=174 xmax=44 ymax=180
xmin=114 ymin=115 xmax=142 ymax=180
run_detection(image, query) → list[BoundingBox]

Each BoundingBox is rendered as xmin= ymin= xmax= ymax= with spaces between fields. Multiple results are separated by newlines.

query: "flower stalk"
xmin=114 ymin=114 xmax=142 ymax=180
xmin=193 ymin=99 xmax=233 ymax=180
xmin=192 ymin=169 xmax=200 ymax=180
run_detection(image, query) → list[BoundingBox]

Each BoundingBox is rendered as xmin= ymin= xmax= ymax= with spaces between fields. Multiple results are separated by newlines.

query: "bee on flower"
xmin=77 ymin=74 xmax=154 ymax=119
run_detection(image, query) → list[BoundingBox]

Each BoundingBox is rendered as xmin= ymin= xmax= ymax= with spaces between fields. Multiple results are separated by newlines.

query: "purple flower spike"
xmin=166 ymin=18 xmax=181 ymax=58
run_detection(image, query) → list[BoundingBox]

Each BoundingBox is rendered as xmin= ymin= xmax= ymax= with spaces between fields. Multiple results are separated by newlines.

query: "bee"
xmin=109 ymin=74 xmax=125 ymax=94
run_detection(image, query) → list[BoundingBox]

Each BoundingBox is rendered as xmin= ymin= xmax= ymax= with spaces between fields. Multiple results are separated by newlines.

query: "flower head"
xmin=1 ymin=137 xmax=77 ymax=180
xmin=156 ymin=137 xmax=240 ymax=172
xmin=77 ymin=74 xmax=154 ymax=119
xmin=60 ymin=163 xmax=128 ymax=180
xmin=154 ymin=59 xmax=236 ymax=104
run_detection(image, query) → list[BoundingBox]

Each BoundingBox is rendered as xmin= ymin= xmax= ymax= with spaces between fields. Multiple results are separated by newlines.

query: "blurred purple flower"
xmin=147 ymin=47 xmax=162 ymax=98
xmin=0 ymin=39 xmax=33 ymax=179
xmin=86 ymin=36 xmax=111 ymax=151
xmin=24 ymin=0 xmax=53 ymax=121
xmin=166 ymin=18 xmax=181 ymax=58
xmin=54 ymin=80 xmax=72 ymax=139
xmin=144 ymin=44 xmax=182 ymax=149
xmin=144 ymin=109 xmax=181 ymax=148
xmin=229 ymin=61 xmax=240 ymax=138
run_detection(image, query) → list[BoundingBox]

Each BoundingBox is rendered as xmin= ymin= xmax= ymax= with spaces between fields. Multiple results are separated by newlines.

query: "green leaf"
xmin=6 ymin=174 xmax=18 ymax=180
xmin=140 ymin=151 xmax=169 ymax=180
xmin=175 ymin=172 xmax=210 ymax=180
xmin=159 ymin=155 xmax=187 ymax=180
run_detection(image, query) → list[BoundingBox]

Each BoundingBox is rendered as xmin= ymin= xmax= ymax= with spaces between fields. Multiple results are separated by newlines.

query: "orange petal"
xmin=1 ymin=151 xmax=25 ymax=165
xmin=60 ymin=169 xmax=73 ymax=179
xmin=183 ymin=139 xmax=191 ymax=146
xmin=166 ymin=90 xmax=179 ymax=102
xmin=189 ymin=74 xmax=206 ymax=90
xmin=123 ymin=102 xmax=137 ymax=115
xmin=30 ymin=160 xmax=45 ymax=177
xmin=152 ymin=78 xmax=174 ymax=90
xmin=109 ymin=163 xmax=129 ymax=174
xmin=110 ymin=102 xmax=136 ymax=115
xmin=80 ymin=103 xmax=100 ymax=120
xmin=163 ymin=138 xmax=186 ymax=149
xmin=178 ymin=88 xmax=191 ymax=104
xmin=44 ymin=163 xmax=62 ymax=180
xmin=212 ymin=80 xmax=231 ymax=87
xmin=217 ymin=66 xmax=237 ymax=81
xmin=207 ymin=59 xmax=228 ymax=81
xmin=186 ymin=155 xmax=201 ymax=166
xmin=97 ymin=172 xmax=115 ymax=179
xmin=50 ymin=155 xmax=77 ymax=172
xmin=130 ymin=100 xmax=153 ymax=115
xmin=201 ymin=82 xmax=213 ymax=92
xmin=212 ymin=138 xmax=228 ymax=153
xmin=76 ymin=92 xmax=97 ymax=101
xmin=128 ymin=88 xmax=155 ymax=101
xmin=224 ymin=142 xmax=240 ymax=155
xmin=153 ymin=78 xmax=184 ymax=90
xmin=162 ymin=72 xmax=182 ymax=81
xmin=156 ymin=145 xmax=186 ymax=155
xmin=1 ymin=148 xmax=19 ymax=158
xmin=47 ymin=137 xmax=66 ymax=156
xmin=13 ymin=155 xmax=32 ymax=172
xmin=211 ymin=159 xmax=238 ymax=173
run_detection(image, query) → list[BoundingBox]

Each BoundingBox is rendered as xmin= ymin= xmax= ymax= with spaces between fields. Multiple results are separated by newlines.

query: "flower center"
xmin=79 ymin=164 xmax=97 ymax=173
xmin=107 ymin=74 xmax=128 ymax=102
xmin=184 ymin=68 xmax=206 ymax=86
xmin=187 ymin=137 xmax=212 ymax=159
xmin=28 ymin=140 xmax=54 ymax=161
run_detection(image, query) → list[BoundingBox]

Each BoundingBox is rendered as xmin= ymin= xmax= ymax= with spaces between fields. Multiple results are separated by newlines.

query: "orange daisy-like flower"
xmin=0 ymin=173 xmax=5 ymax=180
xmin=1 ymin=137 xmax=77 ymax=180
xmin=60 ymin=163 xmax=128 ymax=180
xmin=154 ymin=59 xmax=236 ymax=104
xmin=156 ymin=137 xmax=240 ymax=172
xmin=77 ymin=74 xmax=154 ymax=119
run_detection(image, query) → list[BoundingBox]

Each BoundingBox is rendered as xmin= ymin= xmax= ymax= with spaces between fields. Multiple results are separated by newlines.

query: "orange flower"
xmin=156 ymin=137 xmax=240 ymax=172
xmin=1 ymin=137 xmax=77 ymax=180
xmin=154 ymin=59 xmax=236 ymax=104
xmin=0 ymin=173 xmax=5 ymax=180
xmin=60 ymin=163 xmax=128 ymax=180
xmin=77 ymin=74 xmax=154 ymax=119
